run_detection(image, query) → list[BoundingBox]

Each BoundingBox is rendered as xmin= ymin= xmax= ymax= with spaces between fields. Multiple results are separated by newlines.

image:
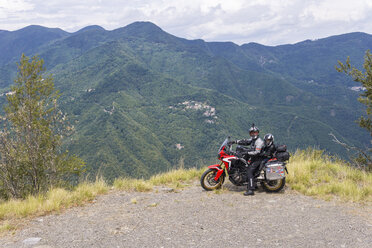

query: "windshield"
xmin=218 ymin=137 xmax=230 ymax=153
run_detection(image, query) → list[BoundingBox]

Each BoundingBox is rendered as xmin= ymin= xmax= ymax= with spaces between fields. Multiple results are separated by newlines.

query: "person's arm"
xmin=237 ymin=138 xmax=252 ymax=146
xmin=248 ymin=139 xmax=264 ymax=156
xmin=262 ymin=145 xmax=275 ymax=158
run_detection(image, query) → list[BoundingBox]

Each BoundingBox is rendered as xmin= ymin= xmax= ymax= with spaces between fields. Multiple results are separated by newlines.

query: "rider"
xmin=262 ymin=133 xmax=276 ymax=160
xmin=234 ymin=124 xmax=264 ymax=196
xmin=258 ymin=133 xmax=277 ymax=172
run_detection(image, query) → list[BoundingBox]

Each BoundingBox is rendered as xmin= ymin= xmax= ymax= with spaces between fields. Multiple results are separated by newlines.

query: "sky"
xmin=0 ymin=0 xmax=372 ymax=45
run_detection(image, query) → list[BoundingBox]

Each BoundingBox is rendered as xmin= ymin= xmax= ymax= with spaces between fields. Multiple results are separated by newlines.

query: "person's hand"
xmin=229 ymin=151 xmax=237 ymax=156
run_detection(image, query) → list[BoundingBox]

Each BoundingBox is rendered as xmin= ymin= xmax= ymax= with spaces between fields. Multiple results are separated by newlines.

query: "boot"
xmin=244 ymin=189 xmax=254 ymax=196
xmin=244 ymin=178 xmax=255 ymax=196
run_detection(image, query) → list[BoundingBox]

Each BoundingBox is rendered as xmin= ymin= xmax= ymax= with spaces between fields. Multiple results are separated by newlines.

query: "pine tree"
xmin=336 ymin=50 xmax=372 ymax=170
xmin=0 ymin=54 xmax=85 ymax=198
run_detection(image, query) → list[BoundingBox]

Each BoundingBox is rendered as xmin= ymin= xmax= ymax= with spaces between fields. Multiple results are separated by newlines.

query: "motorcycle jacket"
xmin=247 ymin=137 xmax=264 ymax=156
xmin=237 ymin=137 xmax=264 ymax=157
xmin=236 ymin=138 xmax=252 ymax=146
xmin=261 ymin=143 xmax=276 ymax=159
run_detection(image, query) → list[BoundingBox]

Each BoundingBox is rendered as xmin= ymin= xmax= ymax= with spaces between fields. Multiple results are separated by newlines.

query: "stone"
xmin=22 ymin=237 xmax=41 ymax=245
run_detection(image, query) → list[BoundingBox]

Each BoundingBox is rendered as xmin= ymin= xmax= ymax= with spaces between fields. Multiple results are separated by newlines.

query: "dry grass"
xmin=287 ymin=149 xmax=372 ymax=203
xmin=0 ymin=179 xmax=109 ymax=233
xmin=113 ymin=167 xmax=204 ymax=192
xmin=113 ymin=178 xmax=153 ymax=192
xmin=3 ymin=154 xmax=369 ymax=235
xmin=0 ymin=221 xmax=15 ymax=233
xmin=149 ymin=168 xmax=204 ymax=187
xmin=0 ymin=167 xmax=203 ymax=232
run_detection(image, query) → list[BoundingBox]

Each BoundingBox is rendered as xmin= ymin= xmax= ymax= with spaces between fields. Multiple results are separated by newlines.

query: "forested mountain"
xmin=0 ymin=22 xmax=370 ymax=179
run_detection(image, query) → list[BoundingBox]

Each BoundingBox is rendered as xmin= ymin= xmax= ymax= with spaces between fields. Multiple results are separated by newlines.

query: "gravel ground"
xmin=1 ymin=182 xmax=371 ymax=248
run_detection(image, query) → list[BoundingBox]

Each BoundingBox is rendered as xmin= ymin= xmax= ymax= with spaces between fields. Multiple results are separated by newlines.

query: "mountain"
xmin=0 ymin=22 xmax=370 ymax=180
xmin=0 ymin=25 xmax=69 ymax=65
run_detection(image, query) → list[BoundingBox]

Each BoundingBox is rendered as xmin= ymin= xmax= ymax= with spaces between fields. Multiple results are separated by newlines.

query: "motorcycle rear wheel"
xmin=262 ymin=178 xmax=285 ymax=192
xmin=200 ymin=168 xmax=224 ymax=191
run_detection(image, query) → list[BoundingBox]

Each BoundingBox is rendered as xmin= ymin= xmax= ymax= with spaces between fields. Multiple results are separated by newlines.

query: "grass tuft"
xmin=112 ymin=168 xmax=203 ymax=191
xmin=0 ymin=179 xmax=109 ymax=224
xmin=0 ymin=221 xmax=15 ymax=232
xmin=148 ymin=202 xmax=158 ymax=207
xmin=287 ymin=149 xmax=372 ymax=203
xmin=148 ymin=168 xmax=204 ymax=187
xmin=0 ymin=168 xmax=203 ymax=230
xmin=113 ymin=178 xmax=153 ymax=192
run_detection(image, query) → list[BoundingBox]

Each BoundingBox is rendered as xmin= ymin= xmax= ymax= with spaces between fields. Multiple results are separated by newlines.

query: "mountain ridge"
xmin=5 ymin=22 xmax=370 ymax=46
xmin=0 ymin=21 xmax=370 ymax=179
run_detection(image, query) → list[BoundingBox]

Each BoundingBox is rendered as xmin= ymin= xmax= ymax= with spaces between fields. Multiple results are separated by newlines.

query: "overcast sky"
xmin=1 ymin=0 xmax=372 ymax=45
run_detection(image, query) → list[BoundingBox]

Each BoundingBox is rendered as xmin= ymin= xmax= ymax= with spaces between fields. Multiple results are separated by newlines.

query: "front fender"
xmin=208 ymin=164 xmax=225 ymax=181
xmin=208 ymin=164 xmax=222 ymax=169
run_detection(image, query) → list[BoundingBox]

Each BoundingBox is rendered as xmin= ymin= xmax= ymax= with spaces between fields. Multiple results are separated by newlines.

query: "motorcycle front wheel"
xmin=262 ymin=178 xmax=285 ymax=192
xmin=200 ymin=168 xmax=225 ymax=191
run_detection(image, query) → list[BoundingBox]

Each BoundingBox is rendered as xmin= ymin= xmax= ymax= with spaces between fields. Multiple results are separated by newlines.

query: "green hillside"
xmin=0 ymin=22 xmax=370 ymax=179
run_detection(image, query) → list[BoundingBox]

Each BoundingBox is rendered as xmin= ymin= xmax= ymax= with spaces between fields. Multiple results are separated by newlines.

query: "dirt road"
xmin=1 ymin=183 xmax=371 ymax=248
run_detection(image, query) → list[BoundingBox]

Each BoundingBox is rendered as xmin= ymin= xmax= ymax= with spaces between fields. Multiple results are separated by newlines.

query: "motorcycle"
xmin=200 ymin=137 xmax=289 ymax=192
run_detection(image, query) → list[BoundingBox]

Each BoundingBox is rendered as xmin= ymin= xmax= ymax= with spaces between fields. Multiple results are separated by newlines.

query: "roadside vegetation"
xmin=0 ymin=180 xmax=108 ymax=233
xmin=113 ymin=167 xmax=204 ymax=191
xmin=0 ymin=54 xmax=85 ymax=200
xmin=336 ymin=50 xmax=372 ymax=171
xmin=2 ymin=150 xmax=372 ymax=234
xmin=0 ymin=168 xmax=204 ymax=233
xmin=287 ymin=149 xmax=372 ymax=202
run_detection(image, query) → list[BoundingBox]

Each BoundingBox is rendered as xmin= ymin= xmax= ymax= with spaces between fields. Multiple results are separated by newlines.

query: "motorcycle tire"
xmin=262 ymin=178 xmax=286 ymax=193
xmin=200 ymin=168 xmax=225 ymax=191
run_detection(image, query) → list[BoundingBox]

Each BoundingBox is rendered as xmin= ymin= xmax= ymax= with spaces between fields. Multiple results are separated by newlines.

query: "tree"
xmin=336 ymin=50 xmax=372 ymax=170
xmin=0 ymin=54 xmax=85 ymax=199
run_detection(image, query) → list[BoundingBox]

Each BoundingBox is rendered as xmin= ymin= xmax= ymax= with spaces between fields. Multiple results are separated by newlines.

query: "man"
xmin=234 ymin=124 xmax=264 ymax=196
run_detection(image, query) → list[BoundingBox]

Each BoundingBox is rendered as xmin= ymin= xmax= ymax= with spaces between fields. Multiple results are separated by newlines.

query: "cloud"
xmin=0 ymin=0 xmax=34 ymax=12
xmin=0 ymin=0 xmax=371 ymax=45
xmin=302 ymin=0 xmax=369 ymax=22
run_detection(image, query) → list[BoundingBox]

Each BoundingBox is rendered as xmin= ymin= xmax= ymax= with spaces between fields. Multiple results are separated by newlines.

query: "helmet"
xmin=249 ymin=124 xmax=259 ymax=139
xmin=249 ymin=126 xmax=259 ymax=133
xmin=264 ymin=133 xmax=274 ymax=146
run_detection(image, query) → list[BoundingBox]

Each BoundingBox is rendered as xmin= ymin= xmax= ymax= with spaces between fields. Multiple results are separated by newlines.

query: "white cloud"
xmin=0 ymin=0 xmax=34 ymax=12
xmin=0 ymin=0 xmax=371 ymax=45
xmin=302 ymin=0 xmax=369 ymax=22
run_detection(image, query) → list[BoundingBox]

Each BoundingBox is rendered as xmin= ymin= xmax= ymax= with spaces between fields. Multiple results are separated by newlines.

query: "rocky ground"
xmin=1 ymin=182 xmax=371 ymax=248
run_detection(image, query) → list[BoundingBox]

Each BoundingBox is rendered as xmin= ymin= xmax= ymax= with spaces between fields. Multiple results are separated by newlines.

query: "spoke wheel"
xmin=262 ymin=178 xmax=285 ymax=192
xmin=200 ymin=168 xmax=224 ymax=191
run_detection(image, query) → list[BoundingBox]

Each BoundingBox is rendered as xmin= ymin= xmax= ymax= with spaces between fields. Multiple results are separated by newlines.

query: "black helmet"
xmin=249 ymin=123 xmax=259 ymax=139
xmin=264 ymin=133 xmax=274 ymax=146
xmin=249 ymin=123 xmax=259 ymax=133
xmin=249 ymin=126 xmax=259 ymax=133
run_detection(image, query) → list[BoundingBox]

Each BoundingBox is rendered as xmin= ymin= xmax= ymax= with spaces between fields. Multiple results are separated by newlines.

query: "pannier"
xmin=276 ymin=151 xmax=290 ymax=162
xmin=276 ymin=145 xmax=287 ymax=152
xmin=265 ymin=161 xmax=285 ymax=180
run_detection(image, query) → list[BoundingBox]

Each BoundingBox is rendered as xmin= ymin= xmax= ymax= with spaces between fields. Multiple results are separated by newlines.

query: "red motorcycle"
xmin=200 ymin=137 xmax=288 ymax=192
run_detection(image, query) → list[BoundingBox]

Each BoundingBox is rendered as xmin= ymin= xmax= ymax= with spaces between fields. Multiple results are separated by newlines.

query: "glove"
xmin=248 ymin=151 xmax=255 ymax=156
xmin=230 ymin=151 xmax=237 ymax=156
xmin=227 ymin=140 xmax=236 ymax=145
xmin=244 ymin=138 xmax=252 ymax=145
